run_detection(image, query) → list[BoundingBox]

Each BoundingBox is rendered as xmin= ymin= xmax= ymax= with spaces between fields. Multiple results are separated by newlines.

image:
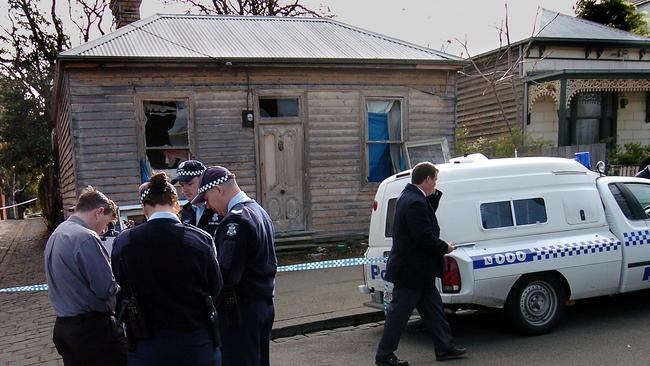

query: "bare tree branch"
xmin=176 ymin=0 xmax=331 ymax=17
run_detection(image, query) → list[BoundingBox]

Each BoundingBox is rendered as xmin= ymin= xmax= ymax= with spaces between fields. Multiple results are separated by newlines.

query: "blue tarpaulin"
xmin=140 ymin=159 xmax=150 ymax=183
xmin=368 ymin=112 xmax=391 ymax=182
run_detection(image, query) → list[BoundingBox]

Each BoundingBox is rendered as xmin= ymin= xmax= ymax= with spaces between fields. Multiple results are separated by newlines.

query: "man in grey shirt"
xmin=45 ymin=186 xmax=126 ymax=366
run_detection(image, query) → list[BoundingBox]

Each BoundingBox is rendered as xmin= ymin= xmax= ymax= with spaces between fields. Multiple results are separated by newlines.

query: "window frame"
xmin=479 ymin=197 xmax=548 ymax=231
xmin=384 ymin=197 xmax=398 ymax=238
xmin=566 ymin=91 xmax=617 ymax=147
xmin=404 ymin=138 xmax=450 ymax=168
xmin=135 ymin=93 xmax=196 ymax=179
xmin=362 ymin=95 xmax=408 ymax=184
xmin=611 ymin=182 xmax=650 ymax=220
xmin=255 ymin=91 xmax=303 ymax=125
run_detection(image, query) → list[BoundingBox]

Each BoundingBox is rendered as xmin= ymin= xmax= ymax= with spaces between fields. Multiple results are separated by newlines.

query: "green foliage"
xmin=0 ymin=76 xmax=53 ymax=177
xmin=576 ymin=0 xmax=649 ymax=36
xmin=607 ymin=142 xmax=650 ymax=165
xmin=455 ymin=125 xmax=551 ymax=158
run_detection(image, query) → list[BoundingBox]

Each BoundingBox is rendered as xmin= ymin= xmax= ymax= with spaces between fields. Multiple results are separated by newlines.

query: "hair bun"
xmin=149 ymin=172 xmax=169 ymax=191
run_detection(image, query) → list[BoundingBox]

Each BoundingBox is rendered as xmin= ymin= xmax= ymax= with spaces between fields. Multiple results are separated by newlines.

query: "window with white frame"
xmin=480 ymin=198 xmax=547 ymax=230
xmin=366 ymin=99 xmax=404 ymax=182
xmin=143 ymin=100 xmax=190 ymax=171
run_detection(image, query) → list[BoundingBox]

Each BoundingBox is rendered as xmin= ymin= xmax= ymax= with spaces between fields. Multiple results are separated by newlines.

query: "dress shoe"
xmin=436 ymin=346 xmax=467 ymax=361
xmin=376 ymin=353 xmax=409 ymax=366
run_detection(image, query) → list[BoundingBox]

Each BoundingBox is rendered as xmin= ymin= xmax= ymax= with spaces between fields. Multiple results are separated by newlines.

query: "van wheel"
xmin=505 ymin=274 xmax=565 ymax=335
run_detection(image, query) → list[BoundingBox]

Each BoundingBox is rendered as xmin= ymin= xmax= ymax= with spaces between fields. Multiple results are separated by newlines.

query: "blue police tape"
xmin=0 ymin=283 xmax=49 ymax=292
xmin=0 ymin=257 xmax=388 ymax=293
xmin=276 ymin=256 xmax=386 ymax=272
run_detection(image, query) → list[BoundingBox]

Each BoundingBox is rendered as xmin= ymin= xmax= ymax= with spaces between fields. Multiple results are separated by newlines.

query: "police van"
xmin=360 ymin=157 xmax=650 ymax=334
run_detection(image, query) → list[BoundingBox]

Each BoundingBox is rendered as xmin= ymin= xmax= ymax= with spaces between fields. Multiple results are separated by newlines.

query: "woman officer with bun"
xmin=112 ymin=172 xmax=223 ymax=366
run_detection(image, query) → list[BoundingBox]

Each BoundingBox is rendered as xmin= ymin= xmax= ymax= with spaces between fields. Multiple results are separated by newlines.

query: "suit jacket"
xmin=385 ymin=183 xmax=448 ymax=288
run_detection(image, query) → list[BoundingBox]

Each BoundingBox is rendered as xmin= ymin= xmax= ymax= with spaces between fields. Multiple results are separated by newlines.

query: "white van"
xmin=361 ymin=157 xmax=650 ymax=334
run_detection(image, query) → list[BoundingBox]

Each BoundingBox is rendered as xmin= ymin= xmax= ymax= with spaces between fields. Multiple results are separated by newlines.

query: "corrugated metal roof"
xmin=60 ymin=14 xmax=462 ymax=63
xmin=536 ymin=8 xmax=650 ymax=43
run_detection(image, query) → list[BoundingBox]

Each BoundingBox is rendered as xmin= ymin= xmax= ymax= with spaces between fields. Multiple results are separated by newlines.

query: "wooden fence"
xmin=608 ymin=165 xmax=638 ymax=177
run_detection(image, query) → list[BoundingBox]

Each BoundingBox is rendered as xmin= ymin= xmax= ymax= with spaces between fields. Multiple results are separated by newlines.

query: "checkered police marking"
xmin=198 ymin=176 xmax=231 ymax=194
xmin=277 ymin=256 xmax=387 ymax=272
xmin=534 ymin=238 xmax=620 ymax=260
xmin=0 ymin=284 xmax=48 ymax=293
xmin=471 ymin=237 xmax=621 ymax=270
xmin=623 ymin=230 xmax=650 ymax=246
xmin=140 ymin=188 xmax=150 ymax=201
xmin=177 ymin=169 xmax=205 ymax=177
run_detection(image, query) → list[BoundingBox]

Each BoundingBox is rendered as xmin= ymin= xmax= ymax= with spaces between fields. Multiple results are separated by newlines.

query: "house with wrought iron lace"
xmin=457 ymin=8 xmax=650 ymax=163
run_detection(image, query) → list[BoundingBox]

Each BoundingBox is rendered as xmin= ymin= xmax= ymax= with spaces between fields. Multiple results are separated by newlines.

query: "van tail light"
xmin=441 ymin=256 xmax=461 ymax=293
xmin=372 ymin=200 xmax=378 ymax=211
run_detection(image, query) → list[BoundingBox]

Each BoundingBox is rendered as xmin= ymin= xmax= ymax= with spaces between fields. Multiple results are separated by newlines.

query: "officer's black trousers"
xmin=53 ymin=312 xmax=127 ymax=366
xmin=376 ymin=283 xmax=453 ymax=360
xmin=128 ymin=328 xmax=219 ymax=366
xmin=220 ymin=298 xmax=274 ymax=366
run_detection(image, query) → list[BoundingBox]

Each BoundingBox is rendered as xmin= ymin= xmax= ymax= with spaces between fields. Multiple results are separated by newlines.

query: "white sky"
xmin=139 ymin=0 xmax=578 ymax=56
xmin=1 ymin=0 xmax=578 ymax=57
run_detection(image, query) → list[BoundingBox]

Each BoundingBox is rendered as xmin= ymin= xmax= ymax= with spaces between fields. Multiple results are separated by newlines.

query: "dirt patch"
xmin=276 ymin=241 xmax=368 ymax=266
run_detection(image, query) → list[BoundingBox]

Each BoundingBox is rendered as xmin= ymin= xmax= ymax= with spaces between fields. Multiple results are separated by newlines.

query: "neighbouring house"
xmin=631 ymin=0 xmax=650 ymax=34
xmin=52 ymin=13 xmax=464 ymax=244
xmin=457 ymin=8 xmax=650 ymax=163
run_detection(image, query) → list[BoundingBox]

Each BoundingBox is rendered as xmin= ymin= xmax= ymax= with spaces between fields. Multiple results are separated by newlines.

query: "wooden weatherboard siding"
xmin=55 ymin=74 xmax=77 ymax=213
xmin=457 ymin=48 xmax=524 ymax=141
xmin=60 ymin=63 xmax=458 ymax=237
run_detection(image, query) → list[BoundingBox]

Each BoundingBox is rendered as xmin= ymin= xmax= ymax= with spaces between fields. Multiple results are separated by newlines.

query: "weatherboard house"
xmin=52 ymin=14 xmax=464 ymax=244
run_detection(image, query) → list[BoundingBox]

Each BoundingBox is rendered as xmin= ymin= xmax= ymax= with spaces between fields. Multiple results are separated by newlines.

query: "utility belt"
xmin=117 ymin=295 xmax=151 ymax=351
xmin=219 ymin=288 xmax=273 ymax=328
xmin=57 ymin=311 xmax=112 ymax=323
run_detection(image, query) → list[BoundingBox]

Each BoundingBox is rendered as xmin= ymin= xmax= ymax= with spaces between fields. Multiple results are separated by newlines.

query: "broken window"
xmin=366 ymin=99 xmax=404 ymax=183
xmin=405 ymin=138 xmax=450 ymax=167
xmin=143 ymin=101 xmax=190 ymax=170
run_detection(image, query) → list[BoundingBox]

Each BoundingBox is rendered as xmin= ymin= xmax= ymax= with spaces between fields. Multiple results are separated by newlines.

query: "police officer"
xmin=112 ymin=172 xmax=223 ymax=366
xmin=192 ymin=166 xmax=277 ymax=366
xmin=171 ymin=160 xmax=221 ymax=237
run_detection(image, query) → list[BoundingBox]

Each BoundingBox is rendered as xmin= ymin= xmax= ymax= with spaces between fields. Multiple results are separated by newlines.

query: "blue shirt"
xmin=227 ymin=191 xmax=252 ymax=213
xmin=44 ymin=215 xmax=119 ymax=317
xmin=149 ymin=211 xmax=181 ymax=222
xmin=193 ymin=203 xmax=205 ymax=224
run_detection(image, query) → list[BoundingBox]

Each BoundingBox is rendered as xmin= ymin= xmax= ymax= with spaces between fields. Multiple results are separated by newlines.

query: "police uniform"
xmin=193 ymin=167 xmax=277 ymax=366
xmin=111 ymin=183 xmax=223 ymax=366
xmin=172 ymin=160 xmax=221 ymax=237
xmin=179 ymin=201 xmax=221 ymax=237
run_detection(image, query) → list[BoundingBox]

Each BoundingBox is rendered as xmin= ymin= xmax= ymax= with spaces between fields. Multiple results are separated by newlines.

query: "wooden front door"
xmin=259 ymin=124 xmax=305 ymax=232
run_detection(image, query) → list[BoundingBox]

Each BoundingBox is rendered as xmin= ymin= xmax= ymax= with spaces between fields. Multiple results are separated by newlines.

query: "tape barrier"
xmin=0 ymin=283 xmax=48 ymax=292
xmin=0 ymin=197 xmax=38 ymax=210
xmin=276 ymin=256 xmax=387 ymax=273
xmin=0 ymin=256 xmax=388 ymax=293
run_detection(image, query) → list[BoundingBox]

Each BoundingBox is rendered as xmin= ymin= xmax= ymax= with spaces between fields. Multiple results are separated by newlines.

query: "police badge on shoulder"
xmin=226 ymin=223 xmax=238 ymax=237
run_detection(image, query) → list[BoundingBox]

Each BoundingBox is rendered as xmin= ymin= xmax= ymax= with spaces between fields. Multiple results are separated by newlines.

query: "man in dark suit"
xmin=375 ymin=162 xmax=466 ymax=366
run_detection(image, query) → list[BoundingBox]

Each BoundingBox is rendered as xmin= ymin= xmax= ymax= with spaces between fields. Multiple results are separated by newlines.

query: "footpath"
xmin=0 ymin=219 xmax=380 ymax=365
xmin=0 ymin=219 xmax=61 ymax=366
